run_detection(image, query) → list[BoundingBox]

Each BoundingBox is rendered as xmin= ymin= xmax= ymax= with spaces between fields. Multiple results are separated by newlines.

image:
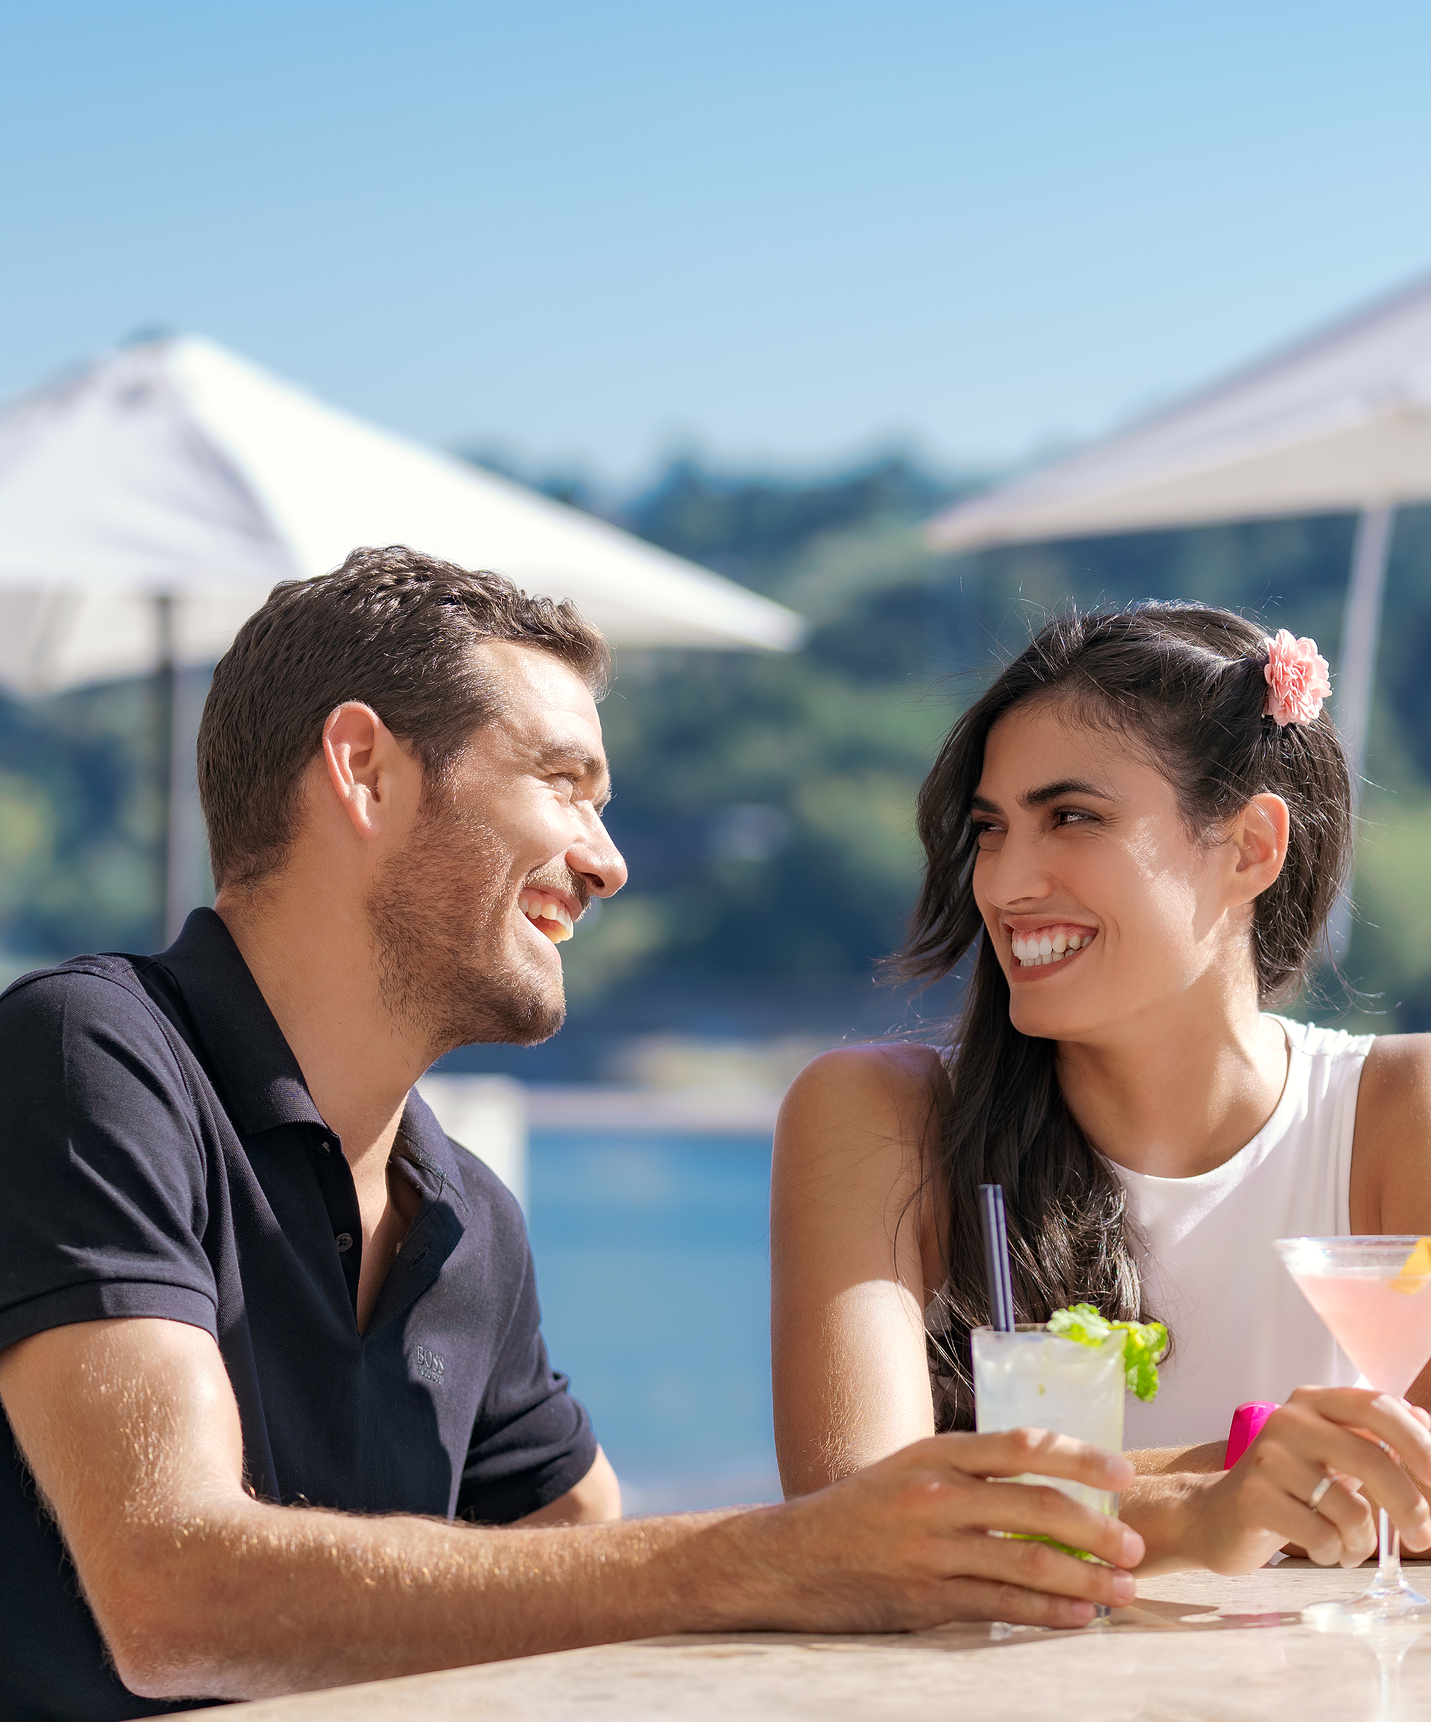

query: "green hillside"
xmin=2 ymin=457 xmax=1428 ymax=1060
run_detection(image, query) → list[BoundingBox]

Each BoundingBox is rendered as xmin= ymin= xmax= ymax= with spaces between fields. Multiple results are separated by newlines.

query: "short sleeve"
xmin=454 ymin=1218 xmax=597 ymax=1525
xmin=0 ymin=968 xmax=220 ymax=1353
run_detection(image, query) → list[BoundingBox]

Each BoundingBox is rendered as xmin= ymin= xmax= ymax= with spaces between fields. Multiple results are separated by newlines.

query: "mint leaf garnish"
xmin=1047 ymin=1304 xmax=1168 ymax=1402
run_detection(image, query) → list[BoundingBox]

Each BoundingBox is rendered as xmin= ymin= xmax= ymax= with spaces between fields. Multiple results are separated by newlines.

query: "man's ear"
xmin=321 ymin=703 xmax=407 ymax=842
xmin=1225 ymin=792 xmax=1291 ymax=907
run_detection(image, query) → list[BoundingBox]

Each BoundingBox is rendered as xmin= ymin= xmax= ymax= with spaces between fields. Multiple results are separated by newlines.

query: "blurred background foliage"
xmin=2 ymin=456 xmax=1429 ymax=1058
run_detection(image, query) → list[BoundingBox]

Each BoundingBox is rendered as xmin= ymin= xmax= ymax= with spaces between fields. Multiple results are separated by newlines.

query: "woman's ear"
xmin=1226 ymin=792 xmax=1290 ymax=906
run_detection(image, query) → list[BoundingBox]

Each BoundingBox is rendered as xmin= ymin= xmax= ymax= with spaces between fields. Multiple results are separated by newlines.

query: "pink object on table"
xmin=1224 ymin=1401 xmax=1279 ymax=1470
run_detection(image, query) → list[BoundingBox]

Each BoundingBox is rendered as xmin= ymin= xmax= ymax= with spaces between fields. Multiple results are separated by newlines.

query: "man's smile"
xmin=518 ymin=886 xmax=580 ymax=944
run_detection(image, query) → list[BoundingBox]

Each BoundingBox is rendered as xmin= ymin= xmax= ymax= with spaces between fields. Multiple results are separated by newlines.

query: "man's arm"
xmin=0 ymin=1317 xmax=1143 ymax=1705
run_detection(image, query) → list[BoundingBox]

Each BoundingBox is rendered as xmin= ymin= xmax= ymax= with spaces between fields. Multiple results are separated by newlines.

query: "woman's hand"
xmin=1191 ymin=1387 xmax=1431 ymax=1574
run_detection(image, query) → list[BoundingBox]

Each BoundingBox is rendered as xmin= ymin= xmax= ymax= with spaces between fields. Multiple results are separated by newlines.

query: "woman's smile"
xmin=1006 ymin=923 xmax=1099 ymax=982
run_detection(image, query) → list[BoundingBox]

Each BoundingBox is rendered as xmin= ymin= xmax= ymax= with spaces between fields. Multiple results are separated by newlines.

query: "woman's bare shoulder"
xmin=1358 ymin=1032 xmax=1431 ymax=1132
xmin=779 ymin=1042 xmax=949 ymax=1143
xmin=1355 ymin=1033 xmax=1431 ymax=1227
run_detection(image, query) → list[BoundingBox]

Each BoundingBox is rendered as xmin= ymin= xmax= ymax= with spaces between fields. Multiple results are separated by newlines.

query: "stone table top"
xmin=180 ymin=1564 xmax=1431 ymax=1721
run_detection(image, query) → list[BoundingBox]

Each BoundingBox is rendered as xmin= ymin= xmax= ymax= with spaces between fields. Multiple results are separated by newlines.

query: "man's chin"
xmin=470 ymin=998 xmax=566 ymax=1050
xmin=438 ymin=973 xmax=567 ymax=1054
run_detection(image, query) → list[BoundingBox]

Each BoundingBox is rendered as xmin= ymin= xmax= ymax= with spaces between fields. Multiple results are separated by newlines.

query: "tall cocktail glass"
xmin=972 ymin=1325 xmax=1126 ymax=1519
xmin=1275 ymin=1236 xmax=1431 ymax=1628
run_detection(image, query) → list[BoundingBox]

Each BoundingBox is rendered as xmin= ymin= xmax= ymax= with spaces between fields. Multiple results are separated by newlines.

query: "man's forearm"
xmin=108 ymin=1496 xmax=790 ymax=1702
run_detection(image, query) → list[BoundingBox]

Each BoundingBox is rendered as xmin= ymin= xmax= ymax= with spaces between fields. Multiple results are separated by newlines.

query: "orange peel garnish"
xmin=1392 ymin=1238 xmax=1431 ymax=1295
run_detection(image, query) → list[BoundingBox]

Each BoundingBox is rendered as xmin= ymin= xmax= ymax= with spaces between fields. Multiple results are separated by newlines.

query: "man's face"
xmin=366 ymin=642 xmax=626 ymax=1057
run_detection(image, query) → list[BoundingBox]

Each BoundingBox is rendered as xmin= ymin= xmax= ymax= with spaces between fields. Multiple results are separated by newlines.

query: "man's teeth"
xmin=1011 ymin=928 xmax=1094 ymax=967
xmin=518 ymin=892 xmax=575 ymax=944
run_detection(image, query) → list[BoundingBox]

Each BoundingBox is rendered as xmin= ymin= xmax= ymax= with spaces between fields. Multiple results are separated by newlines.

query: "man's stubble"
xmin=366 ymin=794 xmax=568 ymax=1058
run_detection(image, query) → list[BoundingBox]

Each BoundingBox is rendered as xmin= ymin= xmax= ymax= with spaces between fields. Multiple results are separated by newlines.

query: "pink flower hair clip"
xmin=1262 ymin=629 xmax=1332 ymax=727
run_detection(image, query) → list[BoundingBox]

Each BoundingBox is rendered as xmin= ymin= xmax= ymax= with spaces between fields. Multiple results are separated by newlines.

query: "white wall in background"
xmin=416 ymin=1074 xmax=529 ymax=1214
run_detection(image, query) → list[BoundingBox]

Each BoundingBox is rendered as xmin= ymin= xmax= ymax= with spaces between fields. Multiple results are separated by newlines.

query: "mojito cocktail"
xmin=973 ymin=1324 xmax=1127 ymax=1517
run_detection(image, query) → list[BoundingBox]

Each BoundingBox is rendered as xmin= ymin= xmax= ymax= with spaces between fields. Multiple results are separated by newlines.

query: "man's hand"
xmin=762 ymin=1426 xmax=1141 ymax=1632
xmin=0 ymin=1317 xmax=1140 ymax=1704
xmin=1125 ymin=1387 xmax=1431 ymax=1576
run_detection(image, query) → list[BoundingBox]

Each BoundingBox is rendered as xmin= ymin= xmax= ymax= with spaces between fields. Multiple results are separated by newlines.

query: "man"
xmin=0 ymin=548 xmax=1141 ymax=1721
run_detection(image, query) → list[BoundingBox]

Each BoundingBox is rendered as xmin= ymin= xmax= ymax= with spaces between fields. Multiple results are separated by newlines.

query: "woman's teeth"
xmin=519 ymin=892 xmax=575 ymax=943
xmin=1011 ymin=927 xmax=1094 ymax=967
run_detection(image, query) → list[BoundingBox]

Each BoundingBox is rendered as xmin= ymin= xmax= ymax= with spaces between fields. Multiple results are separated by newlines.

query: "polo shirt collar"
xmin=156 ymin=912 xmax=469 ymax=1215
xmin=154 ymin=908 xmax=332 ymax=1136
xmin=397 ymin=1087 xmax=470 ymax=1219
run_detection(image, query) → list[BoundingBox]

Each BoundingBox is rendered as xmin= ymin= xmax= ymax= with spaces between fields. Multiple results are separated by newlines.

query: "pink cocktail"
xmin=1275 ymin=1236 xmax=1431 ymax=1629
xmin=1289 ymin=1273 xmax=1431 ymax=1398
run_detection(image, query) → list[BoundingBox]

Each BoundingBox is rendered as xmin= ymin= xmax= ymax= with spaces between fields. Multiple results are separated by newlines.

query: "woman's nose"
xmin=984 ymin=828 xmax=1052 ymax=906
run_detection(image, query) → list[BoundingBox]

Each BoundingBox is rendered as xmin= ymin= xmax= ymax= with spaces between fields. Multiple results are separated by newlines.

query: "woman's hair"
xmin=902 ymin=603 xmax=1353 ymax=1429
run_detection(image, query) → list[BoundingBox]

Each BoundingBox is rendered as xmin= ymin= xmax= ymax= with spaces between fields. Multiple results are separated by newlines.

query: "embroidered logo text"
xmin=413 ymin=1344 xmax=445 ymax=1385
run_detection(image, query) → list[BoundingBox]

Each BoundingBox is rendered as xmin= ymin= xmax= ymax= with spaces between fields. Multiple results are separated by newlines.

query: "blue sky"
xmin=3 ymin=1 xmax=1430 ymax=480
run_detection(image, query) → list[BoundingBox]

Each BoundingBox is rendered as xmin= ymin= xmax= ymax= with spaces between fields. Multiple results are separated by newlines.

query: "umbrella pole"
xmin=152 ymin=592 xmax=202 ymax=949
xmin=1328 ymin=503 xmax=1395 ymax=964
xmin=152 ymin=595 xmax=176 ymax=951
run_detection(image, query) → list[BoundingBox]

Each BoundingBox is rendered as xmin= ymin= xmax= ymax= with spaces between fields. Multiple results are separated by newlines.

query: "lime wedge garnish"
xmin=1392 ymin=1238 xmax=1431 ymax=1295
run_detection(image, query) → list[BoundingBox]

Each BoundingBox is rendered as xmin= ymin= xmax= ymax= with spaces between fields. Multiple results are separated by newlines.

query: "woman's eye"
xmin=972 ymin=822 xmax=1003 ymax=847
xmin=1053 ymin=807 xmax=1097 ymax=827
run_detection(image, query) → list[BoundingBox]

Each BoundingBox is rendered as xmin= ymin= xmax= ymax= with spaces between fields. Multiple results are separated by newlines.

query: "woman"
xmin=772 ymin=604 xmax=1431 ymax=1575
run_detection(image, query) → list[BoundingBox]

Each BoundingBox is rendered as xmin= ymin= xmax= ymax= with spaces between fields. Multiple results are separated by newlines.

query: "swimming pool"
xmin=526 ymin=1130 xmax=781 ymax=1514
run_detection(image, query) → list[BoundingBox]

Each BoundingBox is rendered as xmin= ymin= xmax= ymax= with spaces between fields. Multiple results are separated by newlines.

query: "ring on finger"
xmin=1307 ymin=1474 xmax=1335 ymax=1513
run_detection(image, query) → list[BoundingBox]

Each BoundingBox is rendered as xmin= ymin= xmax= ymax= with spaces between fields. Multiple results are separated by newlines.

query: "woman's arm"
xmin=771 ymin=1045 xmax=947 ymax=1497
xmin=1127 ymin=1033 xmax=1431 ymax=1574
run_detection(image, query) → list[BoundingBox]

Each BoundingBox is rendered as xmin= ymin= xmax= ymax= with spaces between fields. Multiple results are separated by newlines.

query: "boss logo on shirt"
xmin=413 ymin=1344 xmax=445 ymax=1385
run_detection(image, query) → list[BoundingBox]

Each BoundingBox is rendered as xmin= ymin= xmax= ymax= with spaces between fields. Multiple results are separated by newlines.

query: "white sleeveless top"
xmin=1115 ymin=1016 xmax=1373 ymax=1449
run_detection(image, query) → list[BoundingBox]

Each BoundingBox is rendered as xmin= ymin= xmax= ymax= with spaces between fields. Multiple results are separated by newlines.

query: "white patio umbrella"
xmin=928 ymin=272 xmax=1431 ymax=957
xmin=0 ymin=335 xmax=803 ymax=937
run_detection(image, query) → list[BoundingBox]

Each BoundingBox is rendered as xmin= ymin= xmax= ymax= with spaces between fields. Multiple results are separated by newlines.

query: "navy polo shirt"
xmin=0 ymin=909 xmax=596 ymax=1722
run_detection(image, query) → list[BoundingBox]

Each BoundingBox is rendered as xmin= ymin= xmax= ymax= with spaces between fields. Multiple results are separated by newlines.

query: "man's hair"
xmin=198 ymin=546 xmax=612 ymax=891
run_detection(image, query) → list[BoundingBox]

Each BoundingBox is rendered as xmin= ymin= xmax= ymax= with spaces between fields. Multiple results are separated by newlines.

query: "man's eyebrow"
xmin=534 ymin=742 xmax=612 ymax=802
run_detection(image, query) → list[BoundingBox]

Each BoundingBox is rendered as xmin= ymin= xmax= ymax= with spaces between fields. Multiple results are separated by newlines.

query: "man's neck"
xmin=213 ymin=879 xmax=428 ymax=1174
xmin=1054 ymin=968 xmax=1289 ymax=1180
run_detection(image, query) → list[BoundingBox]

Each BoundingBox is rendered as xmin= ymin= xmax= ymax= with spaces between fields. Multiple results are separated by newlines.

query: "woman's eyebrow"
xmin=1021 ymin=777 xmax=1118 ymax=808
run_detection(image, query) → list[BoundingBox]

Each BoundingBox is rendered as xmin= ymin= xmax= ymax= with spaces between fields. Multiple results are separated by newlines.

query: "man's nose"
xmin=570 ymin=822 xmax=628 ymax=899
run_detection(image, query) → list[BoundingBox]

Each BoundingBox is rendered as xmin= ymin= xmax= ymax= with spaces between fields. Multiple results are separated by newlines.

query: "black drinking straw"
xmin=978 ymin=1183 xmax=1016 ymax=1332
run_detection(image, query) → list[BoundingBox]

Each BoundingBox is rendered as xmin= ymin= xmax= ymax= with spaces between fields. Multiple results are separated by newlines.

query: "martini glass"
xmin=1274 ymin=1236 xmax=1431 ymax=1629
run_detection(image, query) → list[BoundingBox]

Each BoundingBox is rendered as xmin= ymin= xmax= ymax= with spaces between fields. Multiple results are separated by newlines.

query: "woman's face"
xmin=970 ymin=698 xmax=1258 ymax=1045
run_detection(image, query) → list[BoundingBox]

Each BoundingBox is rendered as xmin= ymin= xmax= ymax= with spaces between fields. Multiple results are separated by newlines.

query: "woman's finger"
xmin=1286 ymin=1388 xmax=1431 ymax=1483
xmin=1274 ymin=1425 xmax=1431 ymax=1548
xmin=1250 ymin=1459 xmax=1377 ymax=1567
xmin=1303 ymin=1476 xmax=1379 ymax=1567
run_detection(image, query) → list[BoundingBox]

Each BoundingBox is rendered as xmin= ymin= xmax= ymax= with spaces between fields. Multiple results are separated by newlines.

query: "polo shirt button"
xmin=335 ymin=1232 xmax=354 ymax=1252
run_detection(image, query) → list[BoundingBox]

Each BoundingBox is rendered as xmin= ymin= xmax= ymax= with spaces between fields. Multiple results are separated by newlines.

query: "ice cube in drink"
xmin=972 ymin=1325 xmax=1126 ymax=1517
